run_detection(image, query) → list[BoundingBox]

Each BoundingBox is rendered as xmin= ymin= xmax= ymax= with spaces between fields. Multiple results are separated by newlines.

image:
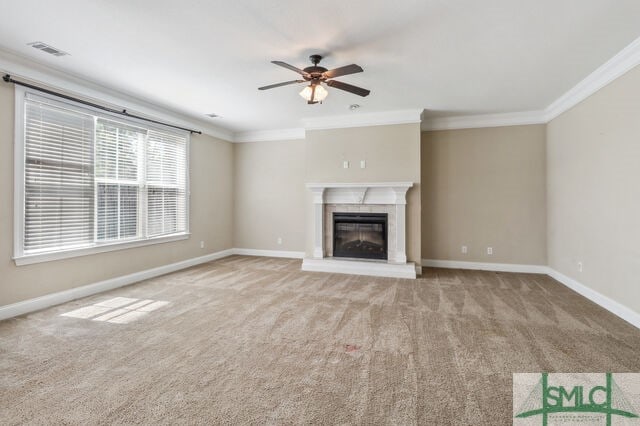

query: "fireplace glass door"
xmin=333 ymin=213 xmax=388 ymax=260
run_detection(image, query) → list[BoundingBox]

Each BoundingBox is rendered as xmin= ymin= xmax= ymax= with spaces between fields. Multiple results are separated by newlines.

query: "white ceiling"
xmin=1 ymin=0 xmax=640 ymax=134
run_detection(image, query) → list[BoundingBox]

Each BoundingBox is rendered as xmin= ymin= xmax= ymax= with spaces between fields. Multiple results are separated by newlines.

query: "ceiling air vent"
xmin=28 ymin=41 xmax=69 ymax=57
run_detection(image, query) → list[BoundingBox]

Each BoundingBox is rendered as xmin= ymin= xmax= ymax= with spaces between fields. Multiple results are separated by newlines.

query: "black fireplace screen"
xmin=333 ymin=212 xmax=388 ymax=260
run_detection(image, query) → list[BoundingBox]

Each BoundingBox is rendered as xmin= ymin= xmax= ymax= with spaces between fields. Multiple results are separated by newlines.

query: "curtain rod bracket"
xmin=2 ymin=74 xmax=202 ymax=135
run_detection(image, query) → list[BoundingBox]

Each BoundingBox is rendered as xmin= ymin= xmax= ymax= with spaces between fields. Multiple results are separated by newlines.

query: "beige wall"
xmin=547 ymin=65 xmax=640 ymax=314
xmin=305 ymin=124 xmax=422 ymax=264
xmin=422 ymin=125 xmax=547 ymax=265
xmin=232 ymin=124 xmax=422 ymax=264
xmin=233 ymin=140 xmax=306 ymax=251
xmin=0 ymin=84 xmax=234 ymax=306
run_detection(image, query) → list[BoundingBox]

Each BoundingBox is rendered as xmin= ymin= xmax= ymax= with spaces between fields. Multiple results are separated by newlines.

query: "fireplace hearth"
xmin=333 ymin=213 xmax=388 ymax=260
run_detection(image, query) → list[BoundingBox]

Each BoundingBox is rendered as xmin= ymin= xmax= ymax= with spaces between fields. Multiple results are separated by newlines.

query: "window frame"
xmin=13 ymin=86 xmax=191 ymax=266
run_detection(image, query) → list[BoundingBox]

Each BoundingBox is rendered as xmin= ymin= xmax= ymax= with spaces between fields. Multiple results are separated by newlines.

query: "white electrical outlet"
xmin=200 ymin=241 xmax=205 ymax=249
xmin=277 ymin=237 xmax=282 ymax=245
xmin=487 ymin=247 xmax=493 ymax=255
xmin=360 ymin=160 xmax=366 ymax=169
xmin=343 ymin=160 xmax=349 ymax=169
xmin=461 ymin=246 xmax=468 ymax=254
xmin=577 ymin=261 xmax=583 ymax=272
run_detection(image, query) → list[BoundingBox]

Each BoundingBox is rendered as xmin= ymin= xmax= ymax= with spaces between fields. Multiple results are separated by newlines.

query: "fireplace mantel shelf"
xmin=302 ymin=182 xmax=416 ymax=279
xmin=306 ymin=182 xmax=413 ymax=205
xmin=306 ymin=182 xmax=413 ymax=188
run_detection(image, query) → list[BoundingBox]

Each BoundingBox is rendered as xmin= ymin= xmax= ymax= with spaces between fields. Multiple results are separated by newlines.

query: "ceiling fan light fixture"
xmin=299 ymin=84 xmax=328 ymax=103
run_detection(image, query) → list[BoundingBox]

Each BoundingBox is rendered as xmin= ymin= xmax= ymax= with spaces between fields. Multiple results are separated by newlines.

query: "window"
xmin=15 ymin=90 xmax=189 ymax=265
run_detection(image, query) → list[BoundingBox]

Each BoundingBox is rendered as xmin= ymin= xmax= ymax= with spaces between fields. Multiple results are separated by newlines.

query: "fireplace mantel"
xmin=306 ymin=182 xmax=413 ymax=205
xmin=302 ymin=182 xmax=416 ymax=279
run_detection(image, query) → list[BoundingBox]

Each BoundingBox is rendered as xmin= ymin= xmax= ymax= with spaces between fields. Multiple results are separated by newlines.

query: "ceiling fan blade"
xmin=271 ymin=61 xmax=310 ymax=77
xmin=323 ymin=64 xmax=363 ymax=79
xmin=326 ymin=80 xmax=370 ymax=97
xmin=258 ymin=80 xmax=305 ymax=90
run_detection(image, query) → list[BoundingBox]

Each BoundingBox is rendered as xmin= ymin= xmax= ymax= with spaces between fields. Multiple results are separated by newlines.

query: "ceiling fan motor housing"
xmin=309 ymin=54 xmax=322 ymax=65
xmin=303 ymin=55 xmax=328 ymax=82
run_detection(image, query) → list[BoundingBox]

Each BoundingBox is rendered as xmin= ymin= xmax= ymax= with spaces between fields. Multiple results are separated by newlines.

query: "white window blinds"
xmin=95 ymin=119 xmax=145 ymax=241
xmin=147 ymin=130 xmax=187 ymax=237
xmin=24 ymin=101 xmax=95 ymax=253
xmin=19 ymin=94 xmax=189 ymax=260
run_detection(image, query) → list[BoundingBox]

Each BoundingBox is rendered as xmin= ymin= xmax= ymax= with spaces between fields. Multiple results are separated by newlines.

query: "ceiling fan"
xmin=258 ymin=54 xmax=370 ymax=104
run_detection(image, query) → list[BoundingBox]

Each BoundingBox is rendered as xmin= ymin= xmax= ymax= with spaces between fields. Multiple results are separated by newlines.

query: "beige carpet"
xmin=1 ymin=255 xmax=639 ymax=425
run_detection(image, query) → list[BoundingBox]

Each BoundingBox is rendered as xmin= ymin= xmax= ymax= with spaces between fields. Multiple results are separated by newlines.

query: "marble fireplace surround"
xmin=302 ymin=182 xmax=416 ymax=279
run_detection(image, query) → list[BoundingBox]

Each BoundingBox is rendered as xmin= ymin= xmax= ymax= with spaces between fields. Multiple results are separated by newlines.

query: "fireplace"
xmin=332 ymin=212 xmax=388 ymax=260
xmin=303 ymin=182 xmax=416 ymax=279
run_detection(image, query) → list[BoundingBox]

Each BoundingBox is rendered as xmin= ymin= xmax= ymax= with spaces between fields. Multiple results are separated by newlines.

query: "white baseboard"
xmin=0 ymin=247 xmax=305 ymax=321
xmin=547 ymin=268 xmax=640 ymax=330
xmin=421 ymin=258 xmax=639 ymax=330
xmin=232 ymin=248 xmax=305 ymax=259
xmin=0 ymin=248 xmax=235 ymax=321
xmin=422 ymin=259 xmax=549 ymax=274
xmin=4 ymin=250 xmax=638 ymax=331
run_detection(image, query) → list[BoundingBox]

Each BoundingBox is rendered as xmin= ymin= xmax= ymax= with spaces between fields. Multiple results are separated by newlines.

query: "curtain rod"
xmin=2 ymin=74 xmax=202 ymax=135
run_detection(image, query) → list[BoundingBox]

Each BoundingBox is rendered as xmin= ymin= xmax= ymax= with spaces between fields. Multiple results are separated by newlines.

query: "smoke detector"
xmin=28 ymin=42 xmax=69 ymax=57
xmin=349 ymin=104 xmax=361 ymax=111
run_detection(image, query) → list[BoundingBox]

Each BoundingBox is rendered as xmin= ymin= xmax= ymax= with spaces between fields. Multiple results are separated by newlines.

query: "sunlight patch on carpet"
xmin=61 ymin=297 xmax=169 ymax=324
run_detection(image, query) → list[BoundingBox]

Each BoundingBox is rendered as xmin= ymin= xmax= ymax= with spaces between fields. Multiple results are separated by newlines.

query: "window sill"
xmin=14 ymin=233 xmax=190 ymax=266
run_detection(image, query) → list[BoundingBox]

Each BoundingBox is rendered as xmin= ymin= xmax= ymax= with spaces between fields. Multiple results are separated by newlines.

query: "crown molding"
xmin=0 ymin=48 xmax=234 ymax=141
xmin=544 ymin=36 xmax=640 ymax=122
xmin=5 ymin=33 xmax=640 ymax=140
xmin=422 ymin=36 xmax=640 ymax=131
xmin=233 ymin=127 xmax=305 ymax=143
xmin=422 ymin=110 xmax=547 ymax=131
xmin=233 ymin=109 xmax=424 ymax=142
xmin=302 ymin=109 xmax=423 ymax=131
